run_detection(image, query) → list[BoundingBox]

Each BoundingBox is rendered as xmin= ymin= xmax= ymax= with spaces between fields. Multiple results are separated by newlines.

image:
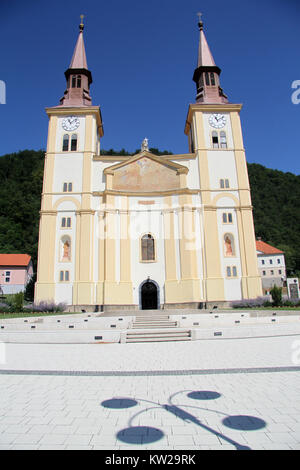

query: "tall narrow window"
xmin=210 ymin=72 xmax=216 ymax=86
xmin=71 ymin=76 xmax=76 ymax=88
xmin=232 ymin=266 xmax=237 ymax=277
xmin=60 ymin=271 xmax=64 ymax=282
xmin=212 ymin=131 xmax=219 ymax=148
xmin=220 ymin=131 xmax=227 ymax=149
xmin=65 ymin=271 xmax=70 ymax=282
xmin=63 ymin=183 xmax=68 ymax=192
xmin=222 ymin=213 xmax=228 ymax=223
xmin=67 ymin=217 xmax=71 ymax=228
xmin=220 ymin=179 xmax=225 ymax=189
xmin=71 ymin=134 xmax=77 ymax=151
xmin=61 ymin=217 xmax=66 ymax=228
xmin=68 ymin=182 xmax=73 ymax=192
xmin=62 ymin=134 xmax=69 ymax=152
xmin=228 ymin=213 xmax=233 ymax=223
xmin=141 ymin=234 xmax=155 ymax=262
xmin=76 ymin=75 xmax=81 ymax=88
xmin=225 ymin=179 xmax=230 ymax=188
xmin=226 ymin=266 xmax=231 ymax=277
xmin=205 ymin=72 xmax=210 ymax=86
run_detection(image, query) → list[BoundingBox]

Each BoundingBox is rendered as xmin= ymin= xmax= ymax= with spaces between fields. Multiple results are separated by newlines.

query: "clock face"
xmin=209 ymin=113 xmax=226 ymax=129
xmin=62 ymin=116 xmax=80 ymax=131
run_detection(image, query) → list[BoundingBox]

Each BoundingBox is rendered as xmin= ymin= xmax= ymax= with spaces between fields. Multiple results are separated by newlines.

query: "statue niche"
xmin=224 ymin=234 xmax=235 ymax=257
xmin=61 ymin=237 xmax=71 ymax=262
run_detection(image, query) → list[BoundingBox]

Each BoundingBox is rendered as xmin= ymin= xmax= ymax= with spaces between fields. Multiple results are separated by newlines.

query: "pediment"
xmin=104 ymin=152 xmax=188 ymax=192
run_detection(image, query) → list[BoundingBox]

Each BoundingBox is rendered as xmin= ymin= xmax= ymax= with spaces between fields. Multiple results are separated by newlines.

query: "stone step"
xmin=133 ymin=320 xmax=177 ymax=325
xmin=132 ymin=325 xmax=178 ymax=329
xmin=134 ymin=317 xmax=170 ymax=321
xmin=126 ymin=337 xmax=191 ymax=343
xmin=127 ymin=329 xmax=191 ymax=336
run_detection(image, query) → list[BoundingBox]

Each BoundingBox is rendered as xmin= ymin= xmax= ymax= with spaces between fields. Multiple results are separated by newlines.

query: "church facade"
xmin=35 ymin=18 xmax=262 ymax=310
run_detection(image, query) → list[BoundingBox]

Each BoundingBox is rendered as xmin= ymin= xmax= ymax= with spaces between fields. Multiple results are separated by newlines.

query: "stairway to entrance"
xmin=125 ymin=313 xmax=192 ymax=343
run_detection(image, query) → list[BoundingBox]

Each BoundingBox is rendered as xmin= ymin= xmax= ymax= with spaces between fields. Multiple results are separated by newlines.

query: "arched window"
xmin=141 ymin=234 xmax=155 ymax=262
xmin=220 ymin=131 xmax=227 ymax=149
xmin=212 ymin=131 xmax=219 ymax=148
xmin=71 ymin=134 xmax=77 ymax=151
xmin=62 ymin=134 xmax=69 ymax=152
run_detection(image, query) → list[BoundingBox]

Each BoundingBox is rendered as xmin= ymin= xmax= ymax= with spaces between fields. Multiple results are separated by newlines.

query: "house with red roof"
xmin=256 ymin=239 xmax=286 ymax=294
xmin=0 ymin=254 xmax=33 ymax=295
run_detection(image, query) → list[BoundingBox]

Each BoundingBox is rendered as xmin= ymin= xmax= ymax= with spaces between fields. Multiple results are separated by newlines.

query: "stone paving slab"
xmin=0 ymin=335 xmax=300 ymax=450
xmin=1 ymin=334 xmax=300 ymax=372
xmin=0 ymin=369 xmax=299 ymax=450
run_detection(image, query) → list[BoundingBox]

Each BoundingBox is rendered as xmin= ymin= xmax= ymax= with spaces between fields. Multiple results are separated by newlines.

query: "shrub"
xmin=0 ymin=302 xmax=10 ymax=313
xmin=23 ymin=301 xmax=67 ymax=313
xmin=5 ymin=292 xmax=24 ymax=312
xmin=270 ymin=285 xmax=282 ymax=307
xmin=230 ymin=296 xmax=270 ymax=309
xmin=24 ymin=273 xmax=36 ymax=302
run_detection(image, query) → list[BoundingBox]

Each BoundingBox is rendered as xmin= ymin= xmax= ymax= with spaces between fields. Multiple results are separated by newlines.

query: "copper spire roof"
xmin=197 ymin=20 xmax=216 ymax=68
xmin=69 ymin=22 xmax=88 ymax=70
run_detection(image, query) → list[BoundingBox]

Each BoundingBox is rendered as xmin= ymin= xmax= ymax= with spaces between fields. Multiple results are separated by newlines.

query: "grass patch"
xmin=0 ymin=311 xmax=83 ymax=320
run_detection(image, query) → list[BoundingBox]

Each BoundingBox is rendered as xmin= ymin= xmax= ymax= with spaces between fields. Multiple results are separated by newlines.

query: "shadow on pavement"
xmin=101 ymin=389 xmax=267 ymax=449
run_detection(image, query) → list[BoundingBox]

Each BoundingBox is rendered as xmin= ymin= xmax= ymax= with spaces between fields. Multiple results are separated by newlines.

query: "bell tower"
xmin=35 ymin=18 xmax=104 ymax=306
xmin=185 ymin=16 xmax=262 ymax=302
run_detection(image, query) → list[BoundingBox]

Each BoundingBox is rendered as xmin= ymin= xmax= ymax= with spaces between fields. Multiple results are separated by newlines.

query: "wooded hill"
xmin=0 ymin=149 xmax=299 ymax=276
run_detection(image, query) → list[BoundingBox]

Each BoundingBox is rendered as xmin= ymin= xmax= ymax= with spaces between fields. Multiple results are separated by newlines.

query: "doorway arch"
xmin=139 ymin=279 xmax=160 ymax=310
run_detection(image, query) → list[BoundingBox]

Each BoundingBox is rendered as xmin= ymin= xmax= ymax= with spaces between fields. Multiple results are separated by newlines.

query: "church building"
xmin=35 ymin=18 xmax=262 ymax=310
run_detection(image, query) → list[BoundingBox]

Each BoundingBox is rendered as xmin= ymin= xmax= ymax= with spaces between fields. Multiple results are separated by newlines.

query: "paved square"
xmin=0 ymin=335 xmax=300 ymax=450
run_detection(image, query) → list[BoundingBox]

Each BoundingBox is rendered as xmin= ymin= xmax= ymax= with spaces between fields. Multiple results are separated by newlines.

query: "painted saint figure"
xmin=225 ymin=236 xmax=233 ymax=256
xmin=62 ymin=240 xmax=71 ymax=261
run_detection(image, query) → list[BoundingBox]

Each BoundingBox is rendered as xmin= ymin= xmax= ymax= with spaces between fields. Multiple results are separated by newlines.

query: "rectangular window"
xmin=68 ymin=183 xmax=73 ymax=192
xmin=225 ymin=179 xmax=230 ymax=188
xmin=222 ymin=213 xmax=227 ymax=223
xmin=5 ymin=272 xmax=11 ymax=283
xmin=262 ymin=270 xmax=266 ymax=276
xmin=220 ymin=179 xmax=225 ymax=189
xmin=210 ymin=72 xmax=216 ymax=86
xmin=71 ymin=135 xmax=77 ymax=151
xmin=61 ymin=217 xmax=66 ymax=228
xmin=277 ymin=259 xmax=280 ymax=264
xmin=232 ymin=266 xmax=237 ymax=277
xmin=279 ymin=270 xmax=282 ymax=275
xmin=262 ymin=260 xmax=265 ymax=265
xmin=212 ymin=135 xmax=219 ymax=148
xmin=220 ymin=131 xmax=227 ymax=149
xmin=270 ymin=259 xmax=273 ymax=265
xmin=63 ymin=183 xmax=68 ymax=192
xmin=270 ymin=270 xmax=274 ymax=275
xmin=67 ymin=218 xmax=71 ymax=228
xmin=59 ymin=271 xmax=70 ymax=282
xmin=226 ymin=266 xmax=231 ymax=277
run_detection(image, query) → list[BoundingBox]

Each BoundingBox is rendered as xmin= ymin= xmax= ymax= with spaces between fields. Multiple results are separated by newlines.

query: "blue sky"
xmin=0 ymin=0 xmax=299 ymax=174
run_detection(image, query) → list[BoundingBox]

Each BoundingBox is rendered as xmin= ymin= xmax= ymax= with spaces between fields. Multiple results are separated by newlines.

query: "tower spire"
xmin=59 ymin=16 xmax=93 ymax=107
xmin=193 ymin=15 xmax=228 ymax=104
